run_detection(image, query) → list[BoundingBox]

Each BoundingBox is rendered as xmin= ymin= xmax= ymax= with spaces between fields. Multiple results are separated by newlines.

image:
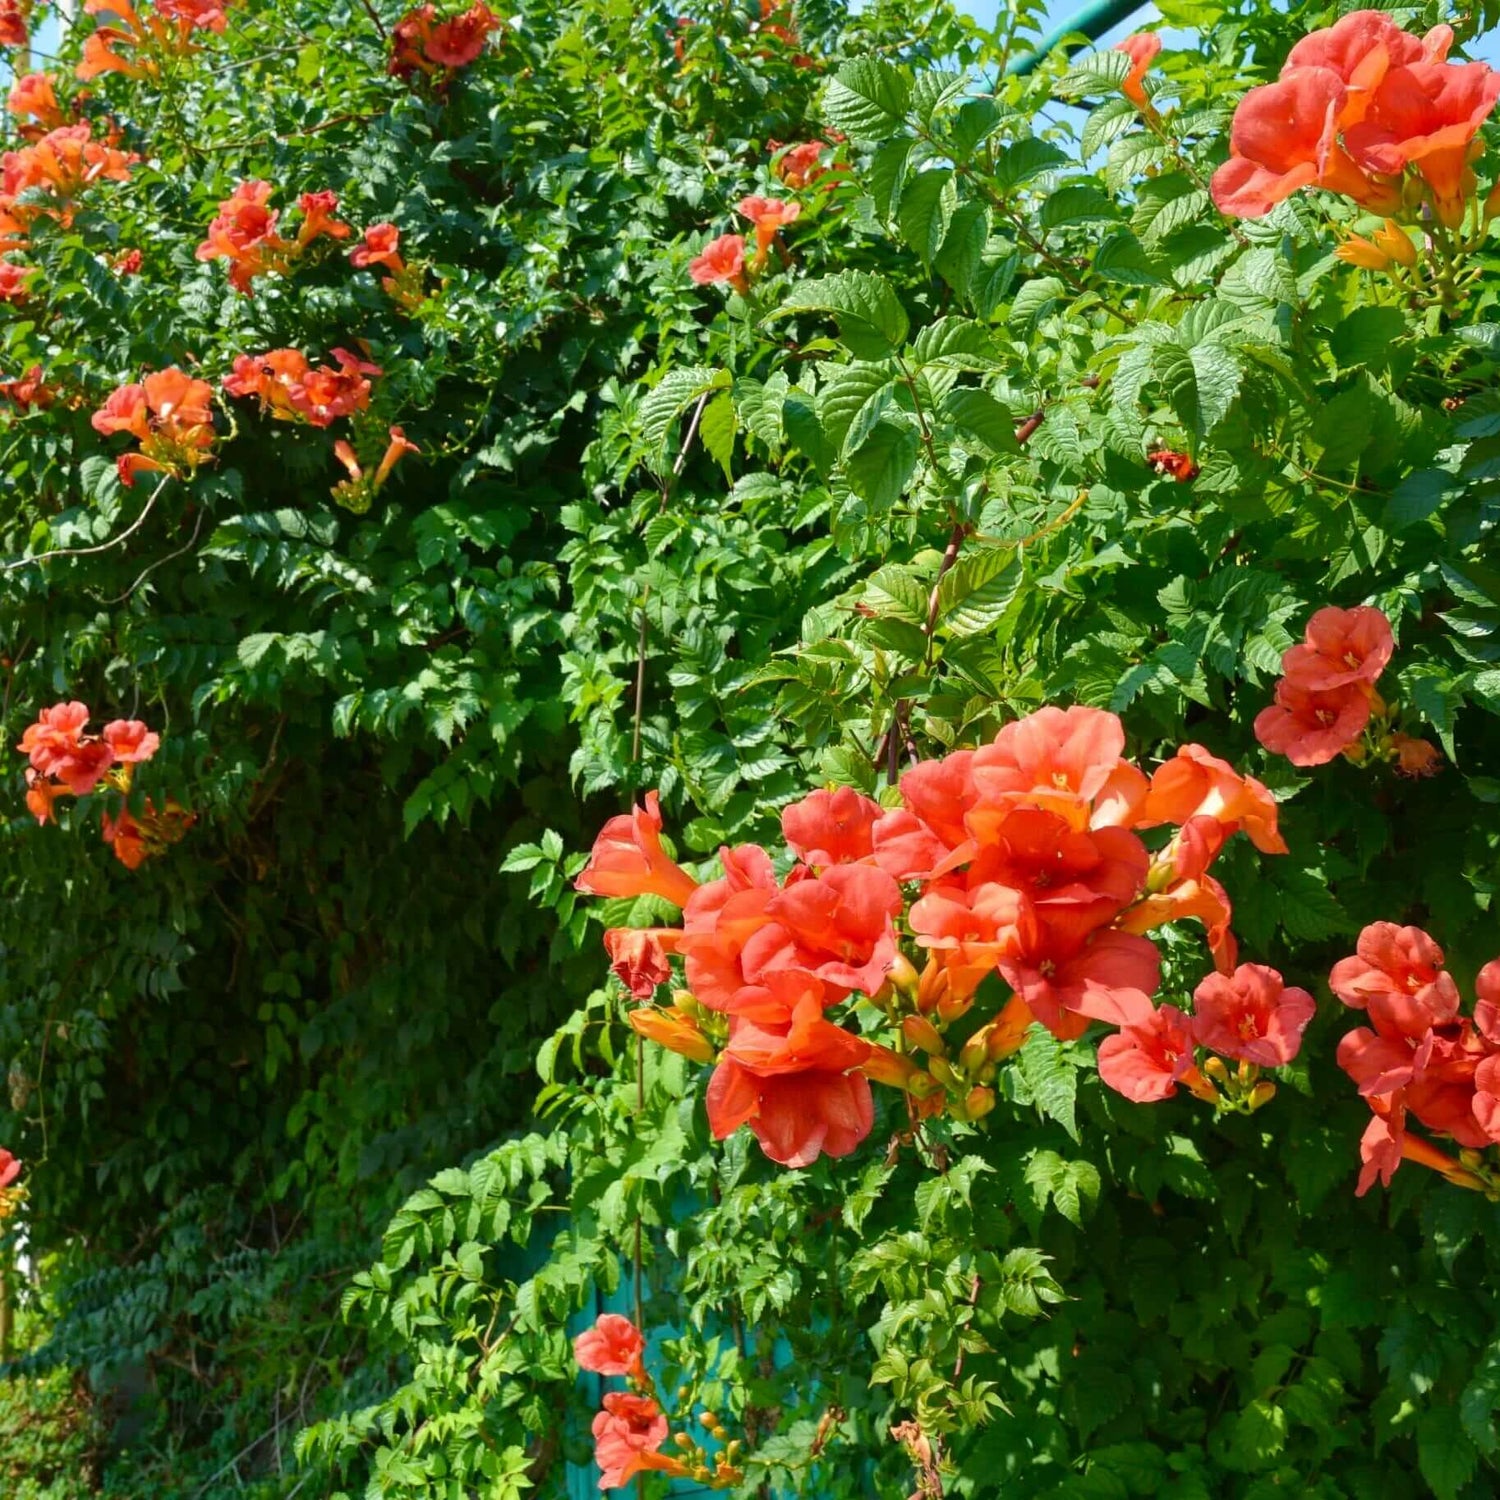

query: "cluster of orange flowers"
xmin=92 ymin=366 xmax=217 ymax=486
xmin=332 ymin=426 xmax=419 ymax=514
xmin=0 ymin=1147 xmax=22 ymax=1224
xmin=573 ymin=1315 xmax=742 ymax=1492
xmin=17 ymin=701 xmax=191 ymax=869
xmin=1253 ymin=605 xmax=1438 ymax=774
xmin=390 ymin=2 xmax=501 ymax=82
xmin=78 ymin=0 xmax=234 ymax=81
xmin=578 ymin=704 xmax=1306 ymax=1167
xmin=1199 ymin=10 xmax=1500 ymax=229
xmin=349 ymin=223 xmax=423 ymax=309
xmin=223 ymin=345 xmax=381 ymax=428
xmin=689 ymin=196 xmax=802 ymax=294
xmin=0 ymin=118 xmax=139 ymax=302
xmin=195 ymin=180 xmax=352 ymax=294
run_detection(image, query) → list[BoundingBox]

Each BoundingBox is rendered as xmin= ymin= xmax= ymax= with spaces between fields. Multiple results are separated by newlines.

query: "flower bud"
xmin=862 ymin=1043 xmax=920 ymax=1090
xmin=1486 ymin=181 xmax=1500 ymax=222
xmin=1373 ymin=218 xmax=1416 ymax=268
xmin=1202 ymin=1055 xmax=1229 ymax=1084
xmin=927 ymin=1056 xmax=959 ymax=1089
xmin=887 ymin=951 xmax=919 ymax=995
xmin=958 ymin=1032 xmax=989 ymax=1076
xmin=905 ymin=1069 xmax=940 ymax=1099
xmin=629 ymin=1006 xmax=716 ymax=1065
xmin=902 ymin=1015 xmax=946 ymax=1056
xmin=964 ymin=1085 xmax=996 ymax=1121
xmin=987 ymin=994 xmax=1035 ymax=1059
xmin=936 ymin=990 xmax=974 ymax=1026
xmin=1335 ymin=235 xmax=1391 ymax=272
xmin=1247 ymin=1081 xmax=1276 ymax=1112
xmin=916 ymin=957 xmax=947 ymax=1014
xmin=674 ymin=1432 xmax=694 ymax=1450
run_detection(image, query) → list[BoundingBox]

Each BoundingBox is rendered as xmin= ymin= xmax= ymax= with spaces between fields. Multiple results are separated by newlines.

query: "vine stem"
xmin=630 ymin=391 xmax=711 ymax=761
xmin=627 ymin=392 xmax=710 ymax=1497
xmin=1 ymin=471 xmax=173 ymax=574
xmin=357 ymin=0 xmax=388 ymax=40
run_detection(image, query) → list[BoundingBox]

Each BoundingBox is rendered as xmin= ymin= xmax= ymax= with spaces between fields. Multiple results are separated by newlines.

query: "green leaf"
xmin=970 ymin=242 xmax=1022 ymax=319
xmin=698 ymin=391 xmax=736 ymax=480
xmin=1094 ymin=228 xmax=1164 ymax=286
xmin=1018 ymin=1025 xmax=1079 ymax=1140
xmin=773 ymin=271 xmax=910 ymax=359
xmin=1331 ymin=306 xmax=1406 ymax=370
xmin=1155 ymin=341 xmax=1241 ymax=440
xmin=845 ymin=419 xmax=921 ymax=510
xmin=639 ymin=367 xmax=731 ymax=467
xmin=942 ymin=388 xmax=1020 ymax=456
xmin=868 ymin=138 xmax=911 ymax=221
xmin=1229 ymin=1399 xmax=1287 ymax=1471
xmin=1460 ymin=1340 xmax=1500 ymax=1456
xmin=1041 ymin=182 xmax=1119 ymax=229
xmin=896 ymin=167 xmax=955 ymax=267
xmin=934 ymin=200 xmax=988 ymax=293
xmin=818 ymin=363 xmax=897 ymax=454
xmin=822 ymin=57 xmax=911 ymax=143
xmin=938 ymin=547 xmax=1022 ymax=636
xmin=1417 ymin=1405 xmax=1479 ymax=1500
xmin=989 ymin=137 xmax=1069 ymax=195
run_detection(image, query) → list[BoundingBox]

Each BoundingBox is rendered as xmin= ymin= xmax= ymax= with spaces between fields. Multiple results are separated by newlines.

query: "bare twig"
xmin=103 ymin=506 xmax=204 ymax=605
xmin=2 ymin=472 xmax=172 ymax=574
xmin=358 ymin=0 xmax=388 ymax=40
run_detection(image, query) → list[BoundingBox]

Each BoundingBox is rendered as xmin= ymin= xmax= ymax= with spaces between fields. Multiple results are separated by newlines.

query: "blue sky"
xmin=961 ymin=0 xmax=1500 ymax=68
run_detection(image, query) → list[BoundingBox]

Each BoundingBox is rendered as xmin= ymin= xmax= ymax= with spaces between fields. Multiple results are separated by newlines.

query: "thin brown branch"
xmin=2 ymin=472 xmax=172 ymax=574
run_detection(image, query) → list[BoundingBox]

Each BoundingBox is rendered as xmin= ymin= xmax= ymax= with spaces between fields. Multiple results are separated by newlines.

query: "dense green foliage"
xmin=8 ymin=0 xmax=1500 ymax=1494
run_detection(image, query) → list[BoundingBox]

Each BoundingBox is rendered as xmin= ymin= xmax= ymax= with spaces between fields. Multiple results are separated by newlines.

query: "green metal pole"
xmin=1004 ymin=0 xmax=1150 ymax=76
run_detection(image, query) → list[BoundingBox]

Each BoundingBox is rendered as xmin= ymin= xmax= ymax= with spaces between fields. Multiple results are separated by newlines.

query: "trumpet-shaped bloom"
xmin=0 ymin=1148 xmax=18 ymax=1189
xmin=1285 ymin=10 xmax=1450 ymax=127
xmin=295 ymin=190 xmax=351 ymax=248
xmin=736 ymin=194 xmax=801 ymax=259
xmin=575 ymin=791 xmax=699 ymax=907
xmin=773 ymin=141 xmax=829 ymax=188
xmin=1280 ymin=605 xmax=1393 ymax=691
xmin=1114 ymin=32 xmax=1160 ymax=108
xmin=593 ymin=1393 xmax=670 ymax=1490
xmin=0 ymin=0 xmax=25 ymax=48
xmin=102 ymin=719 xmax=160 ymax=764
xmin=427 ymin=3 xmax=501 ymax=68
xmin=1346 ymin=60 xmax=1500 ymax=225
xmin=1211 ymin=67 xmax=1400 ymax=219
xmin=603 ymin=927 xmax=675 ymax=997
xmin=351 ymin=223 xmax=405 ymax=273
xmin=743 ymin=862 xmax=902 ymax=999
xmin=689 ymin=233 xmax=748 ymax=292
xmin=1141 ymin=743 xmax=1287 ymax=853
xmin=103 ymin=806 xmax=148 ymax=869
xmin=195 ymin=179 xmax=289 ymax=293
xmin=1191 ymin=963 xmax=1315 ymax=1066
xmin=573 ymin=1312 xmax=645 ymax=1376
xmin=1097 ymin=1003 xmax=1198 ymax=1102
xmin=8 ymin=73 xmax=66 ymax=132
xmin=1253 ymin=677 xmax=1371 ymax=766
xmin=705 ymin=974 xmax=874 ymax=1166
xmin=782 ymin=785 xmax=880 ymax=867
xmin=1329 ymin=921 xmax=1460 ymax=1038
xmin=1000 ymin=927 xmax=1161 ymax=1036
xmin=971 ymin=706 xmax=1129 ymax=826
